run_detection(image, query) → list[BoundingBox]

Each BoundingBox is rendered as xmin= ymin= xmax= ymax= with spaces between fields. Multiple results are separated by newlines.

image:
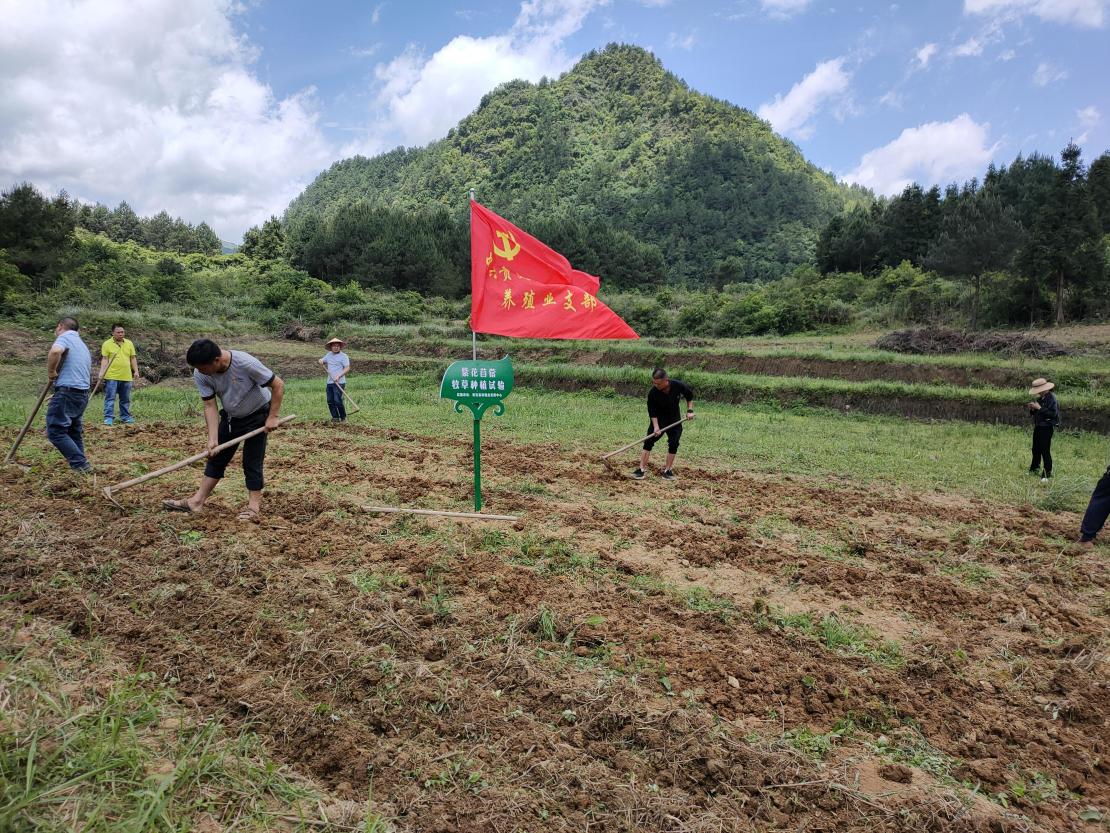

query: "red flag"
xmin=470 ymin=200 xmax=638 ymax=340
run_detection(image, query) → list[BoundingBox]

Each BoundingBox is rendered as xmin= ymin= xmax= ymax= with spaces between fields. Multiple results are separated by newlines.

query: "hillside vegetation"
xmin=284 ymin=44 xmax=867 ymax=289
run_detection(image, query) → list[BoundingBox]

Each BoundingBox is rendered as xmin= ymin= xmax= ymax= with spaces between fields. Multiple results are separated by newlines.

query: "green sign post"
xmin=440 ymin=356 xmax=514 ymax=512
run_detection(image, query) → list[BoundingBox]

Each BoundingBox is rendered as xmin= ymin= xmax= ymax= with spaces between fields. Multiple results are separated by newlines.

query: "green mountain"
xmin=285 ymin=44 xmax=868 ymax=289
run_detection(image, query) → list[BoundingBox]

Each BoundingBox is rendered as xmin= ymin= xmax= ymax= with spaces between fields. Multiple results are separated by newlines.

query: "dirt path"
xmin=1 ymin=423 xmax=1107 ymax=831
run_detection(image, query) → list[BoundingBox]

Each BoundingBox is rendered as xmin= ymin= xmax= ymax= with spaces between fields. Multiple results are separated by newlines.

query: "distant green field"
xmin=2 ymin=364 xmax=1105 ymax=513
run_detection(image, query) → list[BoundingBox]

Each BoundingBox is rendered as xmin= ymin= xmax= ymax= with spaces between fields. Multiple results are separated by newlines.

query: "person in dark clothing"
xmin=1078 ymin=465 xmax=1110 ymax=547
xmin=633 ymin=368 xmax=694 ymax=481
xmin=1027 ymin=378 xmax=1059 ymax=482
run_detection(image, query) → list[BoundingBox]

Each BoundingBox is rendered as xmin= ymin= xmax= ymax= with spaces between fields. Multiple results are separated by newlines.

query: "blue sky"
xmin=2 ymin=0 xmax=1107 ymax=240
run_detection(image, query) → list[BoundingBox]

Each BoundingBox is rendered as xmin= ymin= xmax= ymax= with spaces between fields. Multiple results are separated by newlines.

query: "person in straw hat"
xmin=1026 ymin=378 xmax=1059 ymax=483
xmin=319 ymin=337 xmax=351 ymax=422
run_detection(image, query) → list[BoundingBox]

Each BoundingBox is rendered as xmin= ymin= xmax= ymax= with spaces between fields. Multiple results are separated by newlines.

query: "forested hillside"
xmin=817 ymin=144 xmax=1110 ymax=327
xmin=284 ymin=44 xmax=868 ymax=291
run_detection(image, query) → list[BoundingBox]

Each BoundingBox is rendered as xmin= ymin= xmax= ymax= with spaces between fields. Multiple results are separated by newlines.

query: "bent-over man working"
xmin=163 ymin=339 xmax=283 ymax=521
xmin=633 ymin=368 xmax=694 ymax=481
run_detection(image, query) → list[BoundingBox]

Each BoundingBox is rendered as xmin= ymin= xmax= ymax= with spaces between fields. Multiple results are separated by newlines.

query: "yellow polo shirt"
xmin=101 ymin=338 xmax=136 ymax=382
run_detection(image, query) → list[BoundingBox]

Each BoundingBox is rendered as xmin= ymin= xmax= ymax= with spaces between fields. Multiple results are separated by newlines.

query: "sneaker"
xmin=661 ymin=469 xmax=676 ymax=480
xmin=631 ymin=468 xmax=645 ymax=480
xmin=73 ymin=465 xmax=93 ymax=476
xmin=120 ymin=417 xmax=135 ymax=424
xmin=103 ymin=417 xmax=113 ymax=426
xmin=1040 ymin=477 xmax=1049 ymax=483
xmin=331 ymin=417 xmax=341 ymax=423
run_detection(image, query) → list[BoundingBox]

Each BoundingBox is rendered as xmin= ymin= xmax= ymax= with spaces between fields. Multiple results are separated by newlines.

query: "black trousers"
xmin=203 ymin=406 xmax=269 ymax=491
xmin=643 ymin=421 xmax=682 ymax=454
xmin=1030 ymin=425 xmax=1053 ymax=477
xmin=1080 ymin=466 xmax=1110 ymax=541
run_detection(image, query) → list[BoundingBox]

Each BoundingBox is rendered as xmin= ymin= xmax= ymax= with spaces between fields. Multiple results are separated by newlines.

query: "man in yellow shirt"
xmin=98 ymin=323 xmax=139 ymax=425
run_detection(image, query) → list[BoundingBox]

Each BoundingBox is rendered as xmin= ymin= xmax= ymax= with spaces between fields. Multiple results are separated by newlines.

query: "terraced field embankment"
xmin=6 ymin=325 xmax=1109 ymax=432
xmin=247 ymin=351 xmax=1110 ymax=434
xmin=342 ymin=334 xmax=1110 ymax=394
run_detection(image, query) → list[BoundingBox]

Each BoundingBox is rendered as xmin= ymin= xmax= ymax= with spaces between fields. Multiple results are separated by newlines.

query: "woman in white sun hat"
xmin=319 ymin=337 xmax=351 ymax=422
xmin=1026 ymin=378 xmax=1059 ymax=483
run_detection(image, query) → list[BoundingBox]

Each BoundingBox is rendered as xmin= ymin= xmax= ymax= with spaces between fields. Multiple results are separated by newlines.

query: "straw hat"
xmin=1028 ymin=378 xmax=1055 ymax=395
xmin=325 ymin=337 xmax=346 ymax=347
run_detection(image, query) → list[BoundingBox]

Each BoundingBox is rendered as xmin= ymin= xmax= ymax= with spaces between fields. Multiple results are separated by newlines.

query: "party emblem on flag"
xmin=470 ymin=200 xmax=637 ymax=340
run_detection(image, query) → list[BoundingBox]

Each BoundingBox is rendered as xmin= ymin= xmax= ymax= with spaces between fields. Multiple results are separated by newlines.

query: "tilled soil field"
xmin=1 ymin=422 xmax=1107 ymax=832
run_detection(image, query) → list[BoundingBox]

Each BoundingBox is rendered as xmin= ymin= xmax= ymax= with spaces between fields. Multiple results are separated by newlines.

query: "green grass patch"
xmin=783 ymin=718 xmax=856 ymax=759
xmin=0 ymin=624 xmax=385 ymax=831
xmin=753 ymin=602 xmax=905 ymax=669
xmin=348 ymin=570 xmax=409 ymax=593
xmin=3 ymin=366 xmax=1108 ymax=512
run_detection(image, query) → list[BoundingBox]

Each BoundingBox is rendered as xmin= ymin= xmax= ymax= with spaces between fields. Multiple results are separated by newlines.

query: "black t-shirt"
xmin=647 ymin=379 xmax=693 ymax=424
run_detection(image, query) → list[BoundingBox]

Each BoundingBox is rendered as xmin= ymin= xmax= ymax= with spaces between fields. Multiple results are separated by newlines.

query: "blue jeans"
xmin=326 ymin=383 xmax=347 ymax=420
xmin=46 ymin=387 xmax=89 ymax=469
xmin=1080 ymin=466 xmax=1110 ymax=542
xmin=103 ymin=380 xmax=132 ymax=421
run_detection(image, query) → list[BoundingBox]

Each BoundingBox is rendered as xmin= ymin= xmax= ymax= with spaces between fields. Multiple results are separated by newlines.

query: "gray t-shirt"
xmin=193 ymin=350 xmax=274 ymax=418
xmin=321 ymin=351 xmax=350 ymax=382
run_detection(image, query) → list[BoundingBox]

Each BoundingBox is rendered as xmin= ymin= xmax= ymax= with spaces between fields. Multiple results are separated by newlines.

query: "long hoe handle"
xmin=600 ymin=416 xmax=689 ymax=461
xmin=4 ymin=379 xmax=55 ymax=464
xmin=327 ymin=370 xmax=361 ymax=413
xmin=4 ymin=348 xmax=68 ymax=465
xmin=102 ymin=414 xmax=297 ymax=500
xmin=85 ymin=349 xmax=119 ymax=409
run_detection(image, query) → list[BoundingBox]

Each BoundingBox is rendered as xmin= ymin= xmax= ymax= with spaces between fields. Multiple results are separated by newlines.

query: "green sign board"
xmin=439 ymin=356 xmax=514 ymax=411
xmin=440 ymin=356 xmax=513 ymax=511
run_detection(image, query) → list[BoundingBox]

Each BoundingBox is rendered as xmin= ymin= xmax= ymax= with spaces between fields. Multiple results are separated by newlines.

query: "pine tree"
xmin=925 ymin=193 xmax=1024 ymax=328
xmin=1089 ymin=152 xmax=1110 ymax=234
xmin=1018 ymin=144 xmax=1103 ymax=325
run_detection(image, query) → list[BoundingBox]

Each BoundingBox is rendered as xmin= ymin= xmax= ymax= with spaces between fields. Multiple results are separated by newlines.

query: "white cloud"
xmin=667 ymin=31 xmax=697 ymax=50
xmin=1078 ymin=104 xmax=1101 ymax=126
xmin=1032 ymin=61 xmax=1068 ymax=85
xmin=998 ymin=48 xmax=1017 ymax=59
xmin=350 ymin=43 xmax=382 ymax=58
xmin=843 ymin=113 xmax=998 ymax=195
xmin=915 ymin=42 xmax=939 ymax=68
xmin=879 ymin=89 xmax=904 ymax=108
xmin=0 ymin=0 xmax=334 ymax=240
xmin=965 ymin=0 xmax=1108 ymax=27
xmin=361 ymin=0 xmax=607 ymax=152
xmin=757 ymin=58 xmax=851 ymax=139
xmin=761 ymin=0 xmax=813 ymax=18
xmin=371 ymin=3 xmax=385 ymax=24
xmin=638 ymin=0 xmax=671 ymax=6
xmin=1076 ymin=104 xmax=1101 ymax=142
xmin=953 ymin=36 xmax=984 ymax=56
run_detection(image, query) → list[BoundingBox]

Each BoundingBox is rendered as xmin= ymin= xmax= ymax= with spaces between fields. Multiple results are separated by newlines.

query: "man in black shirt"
xmin=633 ymin=368 xmax=694 ymax=480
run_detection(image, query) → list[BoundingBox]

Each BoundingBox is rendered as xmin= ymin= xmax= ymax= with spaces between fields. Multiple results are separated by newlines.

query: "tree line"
xmin=74 ymin=198 xmax=222 ymax=255
xmin=0 ymin=183 xmax=224 ymax=301
xmin=817 ymin=143 xmax=1110 ymax=327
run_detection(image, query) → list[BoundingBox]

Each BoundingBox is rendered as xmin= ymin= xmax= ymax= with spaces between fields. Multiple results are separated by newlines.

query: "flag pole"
xmin=467 ymin=187 xmax=480 ymax=510
xmin=469 ymin=188 xmax=477 ymax=361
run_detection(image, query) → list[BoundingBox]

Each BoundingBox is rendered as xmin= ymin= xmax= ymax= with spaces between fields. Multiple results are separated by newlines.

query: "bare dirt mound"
xmin=876 ymin=329 xmax=1069 ymax=359
xmin=1 ymin=422 xmax=1107 ymax=831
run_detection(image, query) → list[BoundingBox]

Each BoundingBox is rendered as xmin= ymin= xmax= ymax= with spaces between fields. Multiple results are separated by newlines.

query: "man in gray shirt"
xmin=163 ymin=339 xmax=284 ymax=521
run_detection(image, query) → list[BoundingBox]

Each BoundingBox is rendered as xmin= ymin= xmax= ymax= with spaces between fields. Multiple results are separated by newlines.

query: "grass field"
xmin=1 ymin=364 xmax=1107 ymax=512
xmin=2 ymin=326 xmax=1109 ymax=832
